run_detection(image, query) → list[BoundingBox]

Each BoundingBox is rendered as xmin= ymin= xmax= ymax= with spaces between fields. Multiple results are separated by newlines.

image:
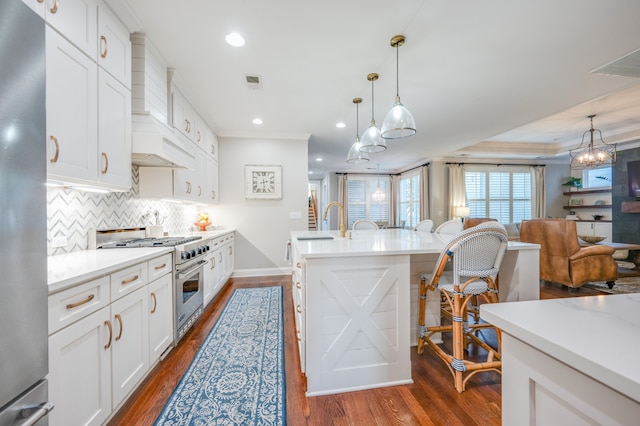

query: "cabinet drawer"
xmin=111 ymin=263 xmax=148 ymax=301
xmin=48 ymin=276 xmax=110 ymax=335
xmin=148 ymin=253 xmax=172 ymax=282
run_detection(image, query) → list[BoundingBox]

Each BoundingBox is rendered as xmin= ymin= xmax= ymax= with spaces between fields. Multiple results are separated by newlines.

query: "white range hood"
xmin=131 ymin=113 xmax=196 ymax=169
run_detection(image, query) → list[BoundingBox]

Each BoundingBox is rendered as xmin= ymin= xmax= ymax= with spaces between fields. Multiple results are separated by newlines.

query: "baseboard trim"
xmin=232 ymin=267 xmax=292 ymax=277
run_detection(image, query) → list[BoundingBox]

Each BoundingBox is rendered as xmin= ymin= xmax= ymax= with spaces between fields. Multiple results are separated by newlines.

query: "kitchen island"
xmin=290 ymin=228 xmax=540 ymax=396
xmin=481 ymin=294 xmax=640 ymax=425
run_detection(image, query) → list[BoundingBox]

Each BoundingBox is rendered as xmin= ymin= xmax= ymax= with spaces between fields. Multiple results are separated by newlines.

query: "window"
xmin=464 ymin=167 xmax=532 ymax=223
xmin=347 ymin=175 xmax=389 ymax=227
xmin=398 ymin=170 xmax=421 ymax=229
xmin=582 ymin=166 xmax=612 ymax=188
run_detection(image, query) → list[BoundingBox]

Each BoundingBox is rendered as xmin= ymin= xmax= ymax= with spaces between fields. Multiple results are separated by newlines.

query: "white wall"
xmin=213 ymin=136 xmax=309 ymax=276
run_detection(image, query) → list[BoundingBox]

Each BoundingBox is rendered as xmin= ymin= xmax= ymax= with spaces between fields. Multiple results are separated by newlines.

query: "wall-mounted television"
xmin=628 ymin=160 xmax=640 ymax=197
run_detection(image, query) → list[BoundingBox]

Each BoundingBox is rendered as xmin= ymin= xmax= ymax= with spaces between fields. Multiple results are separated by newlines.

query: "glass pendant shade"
xmin=347 ymin=137 xmax=369 ymax=163
xmin=360 ymin=121 xmax=386 ymax=153
xmin=381 ymin=35 xmax=416 ymax=140
xmin=381 ymin=96 xmax=416 ymax=139
xmin=359 ymin=73 xmax=387 ymax=153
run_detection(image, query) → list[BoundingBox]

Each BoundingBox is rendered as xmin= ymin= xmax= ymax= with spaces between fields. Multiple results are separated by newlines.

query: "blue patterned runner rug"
xmin=154 ymin=286 xmax=286 ymax=425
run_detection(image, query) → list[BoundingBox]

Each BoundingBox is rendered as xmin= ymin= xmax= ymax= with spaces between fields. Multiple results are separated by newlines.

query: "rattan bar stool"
xmin=417 ymin=222 xmax=508 ymax=393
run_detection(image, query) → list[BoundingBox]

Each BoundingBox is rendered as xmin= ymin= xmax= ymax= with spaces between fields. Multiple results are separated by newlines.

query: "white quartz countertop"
xmin=48 ymin=247 xmax=174 ymax=294
xmin=291 ymin=229 xmax=538 ymax=258
xmin=48 ymin=229 xmax=235 ymax=294
xmin=481 ymin=294 xmax=640 ymax=403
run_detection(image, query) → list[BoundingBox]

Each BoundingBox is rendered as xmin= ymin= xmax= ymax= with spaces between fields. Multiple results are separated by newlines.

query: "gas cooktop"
xmin=98 ymin=236 xmax=202 ymax=248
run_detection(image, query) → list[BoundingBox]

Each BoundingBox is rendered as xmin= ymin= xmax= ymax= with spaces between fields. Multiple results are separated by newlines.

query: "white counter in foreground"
xmin=291 ymin=229 xmax=540 ymax=396
xmin=482 ymin=294 xmax=640 ymax=425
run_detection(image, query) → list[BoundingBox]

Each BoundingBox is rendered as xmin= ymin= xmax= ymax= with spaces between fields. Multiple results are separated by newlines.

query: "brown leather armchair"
xmin=519 ymin=219 xmax=617 ymax=289
xmin=463 ymin=217 xmax=497 ymax=230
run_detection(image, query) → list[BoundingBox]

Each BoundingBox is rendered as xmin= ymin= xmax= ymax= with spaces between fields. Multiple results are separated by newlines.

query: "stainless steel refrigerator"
xmin=0 ymin=0 xmax=52 ymax=424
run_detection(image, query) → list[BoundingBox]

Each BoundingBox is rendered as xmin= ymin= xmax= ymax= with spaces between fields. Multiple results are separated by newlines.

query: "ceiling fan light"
xmin=381 ymin=97 xmax=416 ymax=139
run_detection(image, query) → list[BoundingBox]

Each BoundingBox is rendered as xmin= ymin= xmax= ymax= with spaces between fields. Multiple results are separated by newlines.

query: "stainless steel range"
xmin=94 ymin=228 xmax=210 ymax=343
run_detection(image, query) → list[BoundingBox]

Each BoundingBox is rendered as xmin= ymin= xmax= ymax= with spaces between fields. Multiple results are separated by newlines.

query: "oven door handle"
xmin=177 ymin=260 xmax=207 ymax=278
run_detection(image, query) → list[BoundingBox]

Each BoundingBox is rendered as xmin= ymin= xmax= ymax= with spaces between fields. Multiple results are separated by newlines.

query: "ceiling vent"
xmin=592 ymin=48 xmax=640 ymax=78
xmin=245 ymin=75 xmax=263 ymax=90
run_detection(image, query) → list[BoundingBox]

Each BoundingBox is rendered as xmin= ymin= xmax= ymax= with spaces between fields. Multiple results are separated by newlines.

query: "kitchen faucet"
xmin=323 ymin=201 xmax=346 ymax=238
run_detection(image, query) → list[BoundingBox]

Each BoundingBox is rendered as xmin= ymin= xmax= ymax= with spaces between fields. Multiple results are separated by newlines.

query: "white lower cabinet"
xmin=49 ymin=307 xmax=111 ymax=426
xmin=110 ymin=286 xmax=149 ymax=408
xmin=203 ymin=233 xmax=234 ymax=307
xmin=148 ymin=273 xmax=173 ymax=362
xmin=48 ymin=253 xmax=173 ymax=426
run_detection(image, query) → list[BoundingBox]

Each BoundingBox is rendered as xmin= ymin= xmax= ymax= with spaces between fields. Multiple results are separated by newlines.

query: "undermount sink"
xmin=297 ymin=236 xmax=335 ymax=241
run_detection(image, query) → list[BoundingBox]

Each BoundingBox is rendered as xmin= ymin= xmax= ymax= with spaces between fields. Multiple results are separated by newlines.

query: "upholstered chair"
xmin=414 ymin=219 xmax=434 ymax=232
xmin=519 ymin=219 xmax=617 ymax=289
xmin=352 ymin=219 xmax=379 ymax=230
xmin=463 ymin=217 xmax=497 ymax=230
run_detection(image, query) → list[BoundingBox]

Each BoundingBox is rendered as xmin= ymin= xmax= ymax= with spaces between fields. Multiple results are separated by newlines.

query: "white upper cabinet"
xmin=205 ymin=126 xmax=219 ymax=162
xmin=98 ymin=68 xmax=131 ymax=189
xmin=45 ymin=0 xmax=98 ymax=59
xmin=46 ymin=26 xmax=98 ymax=184
xmin=98 ymin=4 xmax=131 ymax=88
xmin=172 ymin=90 xmax=198 ymax=142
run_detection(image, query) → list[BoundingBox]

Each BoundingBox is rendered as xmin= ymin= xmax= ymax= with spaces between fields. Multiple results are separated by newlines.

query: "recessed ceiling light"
xmin=225 ymin=32 xmax=245 ymax=47
xmin=308 ymin=171 xmax=313 ymax=174
xmin=336 ymin=122 xmax=346 ymax=128
xmin=316 ymin=157 xmax=323 ymax=162
xmin=252 ymin=118 xmax=263 ymax=125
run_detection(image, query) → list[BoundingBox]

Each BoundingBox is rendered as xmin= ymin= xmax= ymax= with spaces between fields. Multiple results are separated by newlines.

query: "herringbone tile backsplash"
xmin=47 ymin=166 xmax=198 ymax=256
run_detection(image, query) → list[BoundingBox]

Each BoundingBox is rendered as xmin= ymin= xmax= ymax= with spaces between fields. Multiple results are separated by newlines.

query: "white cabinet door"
xmin=148 ymin=273 xmax=173 ymax=363
xmin=45 ymin=0 xmax=98 ymax=59
xmin=173 ymin=166 xmax=196 ymax=200
xmin=21 ymin=0 xmax=45 ymax=17
xmin=98 ymin=68 xmax=131 ymax=190
xmin=207 ymin=157 xmax=219 ymax=204
xmin=172 ymin=91 xmax=197 ymax=141
xmin=204 ymin=126 xmax=219 ymax=161
xmin=97 ymin=4 xmax=131 ymax=87
xmin=110 ymin=286 xmax=149 ymax=408
xmin=46 ymin=26 xmax=97 ymax=184
xmin=49 ymin=307 xmax=111 ymax=426
xmin=203 ymin=249 xmax=218 ymax=307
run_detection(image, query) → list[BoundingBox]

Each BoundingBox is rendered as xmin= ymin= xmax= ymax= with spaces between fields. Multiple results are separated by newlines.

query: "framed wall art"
xmin=245 ymin=165 xmax=282 ymax=199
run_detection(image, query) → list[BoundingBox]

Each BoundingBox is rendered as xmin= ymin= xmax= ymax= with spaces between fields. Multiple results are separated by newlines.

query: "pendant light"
xmin=346 ymin=97 xmax=370 ymax=164
xmin=381 ymin=35 xmax=416 ymax=139
xmin=359 ymin=73 xmax=387 ymax=153
xmin=371 ymin=163 xmax=386 ymax=203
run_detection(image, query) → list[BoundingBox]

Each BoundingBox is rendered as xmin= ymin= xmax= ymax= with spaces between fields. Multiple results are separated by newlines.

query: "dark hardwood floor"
xmin=107 ymin=277 xmax=606 ymax=426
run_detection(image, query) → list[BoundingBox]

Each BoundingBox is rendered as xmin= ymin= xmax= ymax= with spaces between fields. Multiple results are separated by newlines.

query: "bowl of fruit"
xmin=195 ymin=212 xmax=211 ymax=231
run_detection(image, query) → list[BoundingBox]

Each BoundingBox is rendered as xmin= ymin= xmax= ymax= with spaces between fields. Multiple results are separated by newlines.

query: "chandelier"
xmin=569 ymin=114 xmax=616 ymax=169
xmin=371 ymin=164 xmax=386 ymax=203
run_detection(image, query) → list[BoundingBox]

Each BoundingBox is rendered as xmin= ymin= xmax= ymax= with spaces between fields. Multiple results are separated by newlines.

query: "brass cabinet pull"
xmin=184 ymin=119 xmax=190 ymax=133
xmin=154 ymin=263 xmax=166 ymax=270
xmin=211 ymin=190 xmax=216 ymax=200
xmin=50 ymin=0 xmax=59 ymax=13
xmin=210 ymin=258 xmax=216 ymax=269
xmin=66 ymin=294 xmax=95 ymax=310
xmin=100 ymin=35 xmax=108 ymax=58
xmin=296 ymin=262 xmax=301 ymax=269
xmin=296 ymin=282 xmax=301 ymax=289
xmin=296 ymin=305 xmax=302 ymax=313
xmin=49 ymin=135 xmax=59 ymax=163
xmin=104 ymin=320 xmax=113 ymax=349
xmin=150 ymin=292 xmax=157 ymax=314
xmin=218 ymin=253 xmax=222 ymax=262
xmin=121 ymin=275 xmax=139 ymax=285
xmin=297 ymin=330 xmax=301 ymax=341
xmin=101 ymin=152 xmax=108 ymax=174
xmin=198 ymin=185 xmax=202 ymax=196
xmin=228 ymin=247 xmax=232 ymax=255
xmin=114 ymin=314 xmax=123 ymax=341
xmin=197 ymin=131 xmax=201 ymax=142
xmin=186 ymin=181 xmax=192 ymax=194
xmin=211 ymin=145 xmax=215 ymax=156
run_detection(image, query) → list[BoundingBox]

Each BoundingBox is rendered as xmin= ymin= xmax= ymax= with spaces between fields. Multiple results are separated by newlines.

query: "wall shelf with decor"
xmin=562 ymin=205 xmax=612 ymax=209
xmin=562 ymin=189 xmax=611 ymax=196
